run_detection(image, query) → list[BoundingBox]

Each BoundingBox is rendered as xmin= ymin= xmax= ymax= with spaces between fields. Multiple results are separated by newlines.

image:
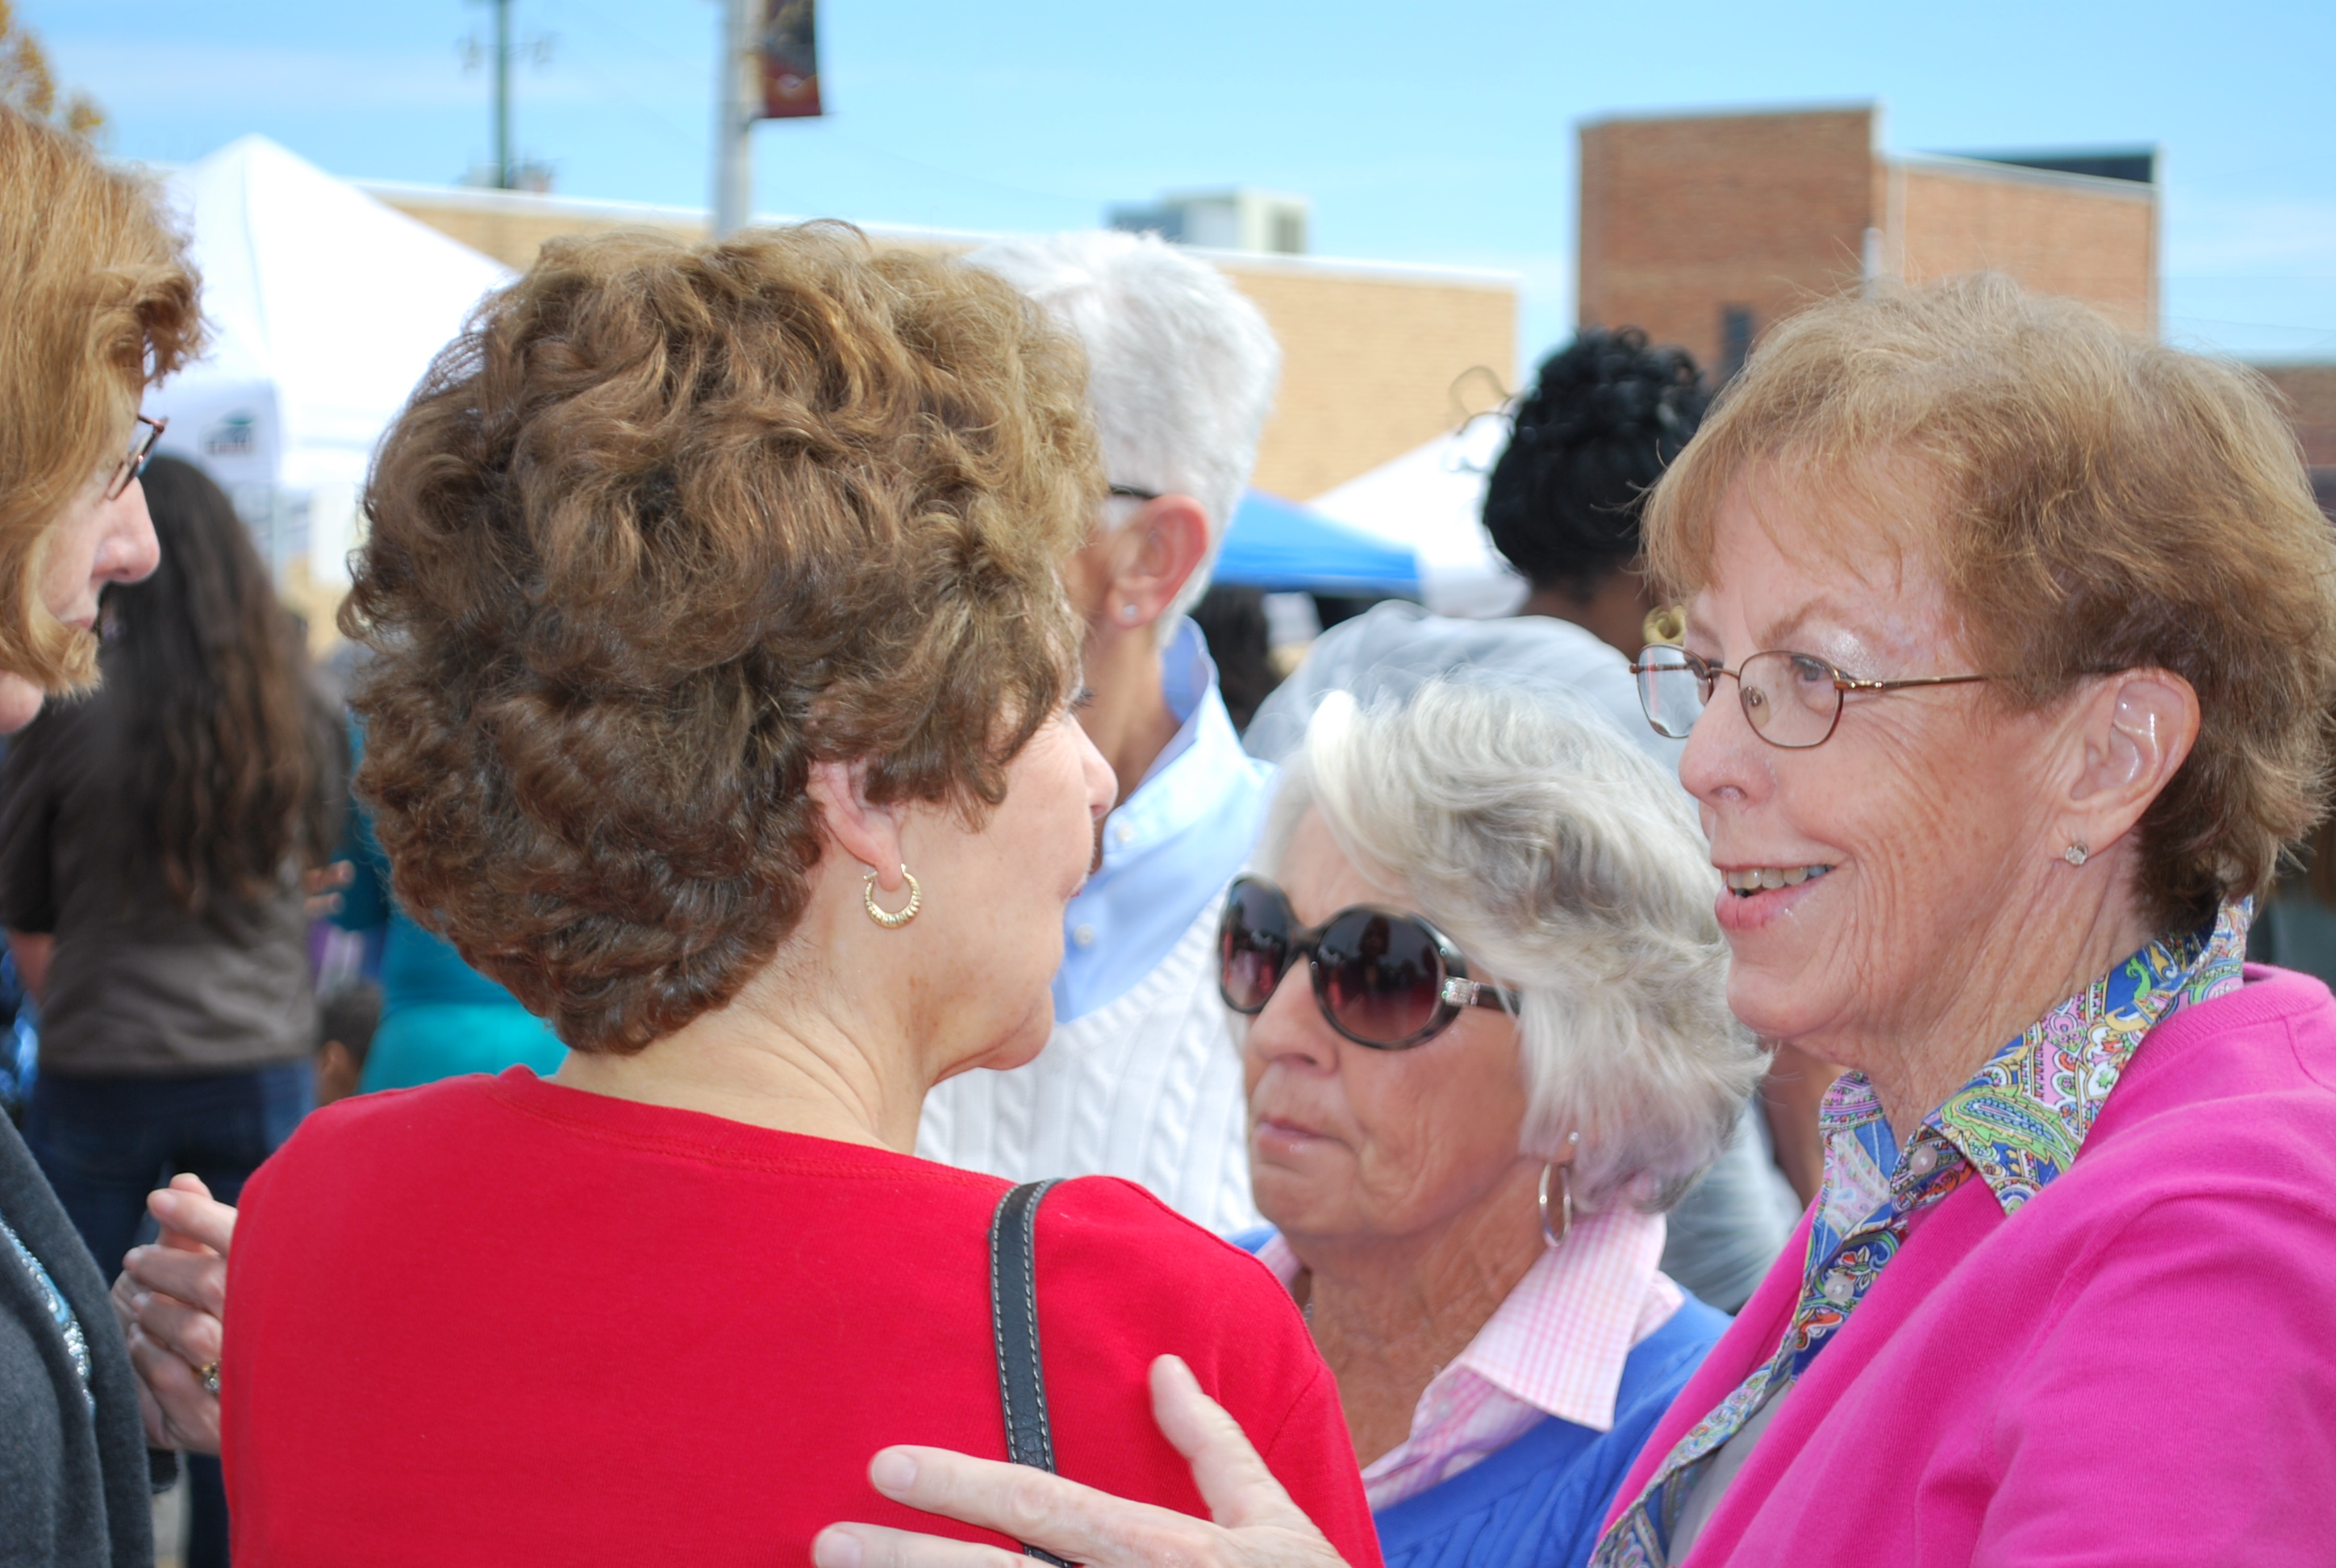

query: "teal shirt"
xmin=2248 ymin=882 xmax=2336 ymax=996
xmin=333 ymin=725 xmax=565 ymax=1091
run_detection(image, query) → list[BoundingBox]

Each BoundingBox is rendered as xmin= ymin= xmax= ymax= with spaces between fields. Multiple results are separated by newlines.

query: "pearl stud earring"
xmin=1119 ymin=603 xmax=1139 ymax=623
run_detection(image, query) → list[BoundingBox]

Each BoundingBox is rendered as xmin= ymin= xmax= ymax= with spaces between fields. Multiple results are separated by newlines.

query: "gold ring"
xmin=198 ymin=1361 xmax=220 ymax=1396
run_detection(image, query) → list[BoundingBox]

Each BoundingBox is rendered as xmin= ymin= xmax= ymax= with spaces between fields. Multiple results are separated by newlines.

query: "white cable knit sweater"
xmin=916 ymin=892 xmax=1262 ymax=1235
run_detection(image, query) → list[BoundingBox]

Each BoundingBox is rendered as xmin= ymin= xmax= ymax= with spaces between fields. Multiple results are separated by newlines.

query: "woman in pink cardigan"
xmin=813 ymin=274 xmax=2336 ymax=1567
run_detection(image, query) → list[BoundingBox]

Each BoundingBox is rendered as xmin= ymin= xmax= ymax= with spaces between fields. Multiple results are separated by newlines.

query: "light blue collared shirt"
xmin=1054 ymin=619 xmax=1278 ymax=1024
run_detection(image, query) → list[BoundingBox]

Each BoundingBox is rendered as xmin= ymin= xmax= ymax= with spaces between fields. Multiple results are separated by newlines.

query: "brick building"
xmin=2257 ymin=365 xmax=2336 ymax=469
xmin=2255 ymin=364 xmax=2336 ymax=518
xmin=1576 ymin=104 xmax=2157 ymax=376
xmin=362 ymin=180 xmax=1515 ymax=502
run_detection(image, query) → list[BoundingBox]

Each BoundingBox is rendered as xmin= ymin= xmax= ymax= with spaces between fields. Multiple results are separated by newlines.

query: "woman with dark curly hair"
xmin=1250 ymin=328 xmax=1711 ymax=766
xmin=1479 ymin=328 xmax=1707 ymax=653
xmin=217 ymin=224 xmax=1382 ymax=1568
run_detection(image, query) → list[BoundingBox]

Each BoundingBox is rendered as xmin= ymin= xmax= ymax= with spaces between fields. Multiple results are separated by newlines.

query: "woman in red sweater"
xmin=219 ymin=224 xmax=1379 ymax=1568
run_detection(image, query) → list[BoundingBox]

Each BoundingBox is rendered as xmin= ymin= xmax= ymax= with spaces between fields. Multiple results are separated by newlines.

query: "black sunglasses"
xmin=1217 ymin=875 xmax=1517 ymax=1050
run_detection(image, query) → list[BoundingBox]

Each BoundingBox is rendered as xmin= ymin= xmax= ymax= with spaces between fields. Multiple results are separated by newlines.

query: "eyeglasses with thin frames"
xmin=1629 ymin=644 xmax=1996 ymax=749
xmin=104 ymin=415 xmax=167 ymax=502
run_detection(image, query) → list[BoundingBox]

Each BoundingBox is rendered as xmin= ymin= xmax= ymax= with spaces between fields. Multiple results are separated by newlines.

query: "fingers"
xmin=862 ymin=1447 xmax=1224 ymax=1568
xmin=302 ymin=861 xmax=352 ymax=917
xmin=148 ymin=1179 xmax=235 ymax=1259
xmin=123 ymin=1242 xmax=227 ymax=1319
xmin=128 ymin=1341 xmax=171 ymax=1449
xmin=129 ymin=1284 xmax=223 ymax=1370
xmin=125 ymin=1325 xmax=221 ymax=1456
xmin=1148 ymin=1357 xmax=1313 ymax=1534
xmin=811 ymin=1524 xmax=1026 ymax=1568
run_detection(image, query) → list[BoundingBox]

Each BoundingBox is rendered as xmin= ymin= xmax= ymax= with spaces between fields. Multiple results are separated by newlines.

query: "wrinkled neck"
xmin=550 ymin=961 xmax=928 ymax=1153
xmin=1286 ymin=1158 xmax=1546 ymax=1465
xmin=1823 ymin=863 xmax=2159 ymax=1137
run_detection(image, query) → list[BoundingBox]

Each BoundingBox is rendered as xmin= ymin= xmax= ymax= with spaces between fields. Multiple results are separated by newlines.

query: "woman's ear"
xmin=2060 ymin=668 xmax=2200 ymax=853
xmin=806 ymin=759 xmax=909 ymax=887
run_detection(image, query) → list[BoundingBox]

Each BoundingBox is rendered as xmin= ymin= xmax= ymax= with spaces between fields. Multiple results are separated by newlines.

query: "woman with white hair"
xmin=1223 ymin=681 xmax=1759 ymax=1568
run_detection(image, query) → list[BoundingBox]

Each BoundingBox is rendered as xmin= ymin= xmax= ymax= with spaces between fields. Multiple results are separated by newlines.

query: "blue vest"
xmin=1370 ymin=1296 xmax=1728 ymax=1568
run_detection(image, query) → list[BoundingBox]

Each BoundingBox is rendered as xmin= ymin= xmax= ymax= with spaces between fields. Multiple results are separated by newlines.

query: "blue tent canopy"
xmin=1212 ymin=489 xmax=1421 ymax=596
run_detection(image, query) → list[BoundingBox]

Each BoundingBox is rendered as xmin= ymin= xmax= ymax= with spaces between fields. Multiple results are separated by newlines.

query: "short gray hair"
xmin=967 ymin=230 xmax=1281 ymax=628
xmin=1259 ymin=683 xmax=1760 ymax=1213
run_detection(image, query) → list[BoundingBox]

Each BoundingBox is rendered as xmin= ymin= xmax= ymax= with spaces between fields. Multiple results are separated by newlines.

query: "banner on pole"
xmin=755 ymin=1 xmax=822 ymax=120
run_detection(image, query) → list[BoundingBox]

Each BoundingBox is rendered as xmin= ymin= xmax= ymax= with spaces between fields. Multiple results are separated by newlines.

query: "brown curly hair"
xmin=1646 ymin=273 xmax=2336 ymax=932
xmin=0 ymin=105 xmax=202 ymax=693
xmin=344 ymin=223 xmax=1099 ymax=1053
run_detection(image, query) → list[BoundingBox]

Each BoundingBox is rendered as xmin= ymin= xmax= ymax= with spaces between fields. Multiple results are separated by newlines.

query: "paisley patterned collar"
xmin=1822 ymin=896 xmax=2252 ymax=1223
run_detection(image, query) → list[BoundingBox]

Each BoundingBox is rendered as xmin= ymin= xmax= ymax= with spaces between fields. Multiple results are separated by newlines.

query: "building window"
xmin=1720 ymin=306 xmax=1754 ymax=382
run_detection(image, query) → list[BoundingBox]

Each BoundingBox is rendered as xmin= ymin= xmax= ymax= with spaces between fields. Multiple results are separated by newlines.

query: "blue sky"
xmin=29 ymin=0 xmax=2336 ymax=369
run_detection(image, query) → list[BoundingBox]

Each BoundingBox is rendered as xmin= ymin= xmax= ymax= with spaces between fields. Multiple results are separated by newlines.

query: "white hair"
xmin=1259 ymin=682 xmax=1761 ymax=1214
xmin=966 ymin=230 xmax=1281 ymax=629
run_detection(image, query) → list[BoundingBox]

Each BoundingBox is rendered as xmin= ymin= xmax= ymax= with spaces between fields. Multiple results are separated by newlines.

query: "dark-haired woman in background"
xmin=1479 ymin=329 xmax=1706 ymax=652
xmin=1245 ymin=329 xmax=1799 ymax=1312
xmin=0 ymin=455 xmax=344 ymax=1566
xmin=1247 ymin=329 xmax=1706 ymax=760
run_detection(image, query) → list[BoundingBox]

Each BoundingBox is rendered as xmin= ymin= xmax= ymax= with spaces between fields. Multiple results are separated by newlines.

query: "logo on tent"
xmin=203 ymin=413 xmax=258 ymax=459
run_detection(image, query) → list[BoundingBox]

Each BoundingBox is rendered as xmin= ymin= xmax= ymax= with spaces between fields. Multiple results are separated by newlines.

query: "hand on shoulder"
xmin=814 ymin=1357 xmax=1354 ymax=1568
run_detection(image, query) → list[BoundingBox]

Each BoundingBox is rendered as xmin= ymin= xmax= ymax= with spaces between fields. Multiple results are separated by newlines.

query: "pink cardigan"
xmin=1602 ymin=965 xmax=2336 ymax=1566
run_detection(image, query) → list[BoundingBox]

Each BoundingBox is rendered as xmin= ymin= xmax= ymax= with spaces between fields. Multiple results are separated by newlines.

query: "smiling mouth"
xmin=1723 ymin=865 xmax=1834 ymax=895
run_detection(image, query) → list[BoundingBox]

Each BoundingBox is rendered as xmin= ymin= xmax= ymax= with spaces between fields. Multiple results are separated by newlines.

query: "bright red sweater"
xmin=223 ymin=1068 xmax=1381 ymax=1567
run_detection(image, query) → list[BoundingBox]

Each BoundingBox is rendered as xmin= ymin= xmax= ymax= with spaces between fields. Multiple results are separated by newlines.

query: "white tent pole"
xmin=711 ymin=0 xmax=753 ymax=237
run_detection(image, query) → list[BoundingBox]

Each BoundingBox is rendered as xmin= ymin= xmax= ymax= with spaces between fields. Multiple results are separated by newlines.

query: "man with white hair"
xmin=916 ymin=231 xmax=1281 ymax=1232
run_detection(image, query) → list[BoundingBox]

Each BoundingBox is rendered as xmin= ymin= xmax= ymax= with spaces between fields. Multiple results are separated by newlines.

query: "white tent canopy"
xmin=1306 ymin=411 xmax=1528 ymax=619
xmin=145 ymin=136 xmax=514 ymax=586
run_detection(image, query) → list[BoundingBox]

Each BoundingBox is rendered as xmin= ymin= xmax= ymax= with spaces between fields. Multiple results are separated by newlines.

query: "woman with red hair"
xmin=0 ymin=102 xmax=203 ymax=1566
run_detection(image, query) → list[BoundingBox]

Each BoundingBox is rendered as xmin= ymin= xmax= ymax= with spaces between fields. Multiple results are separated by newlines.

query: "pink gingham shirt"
xmin=1259 ymin=1206 xmax=1683 ymax=1510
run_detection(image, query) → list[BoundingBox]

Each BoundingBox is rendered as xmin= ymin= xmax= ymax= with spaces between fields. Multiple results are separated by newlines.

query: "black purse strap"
xmin=989 ymin=1179 xmax=1073 ymax=1566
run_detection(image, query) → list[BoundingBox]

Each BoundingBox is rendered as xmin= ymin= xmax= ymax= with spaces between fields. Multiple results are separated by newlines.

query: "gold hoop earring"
xmin=863 ymin=866 xmax=922 ymax=929
xmin=1538 ymin=1161 xmax=1574 ymax=1249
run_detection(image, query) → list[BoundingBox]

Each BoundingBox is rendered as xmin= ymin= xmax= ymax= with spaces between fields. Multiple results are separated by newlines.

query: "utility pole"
xmin=465 ymin=0 xmax=519 ymax=189
xmin=494 ymin=0 xmax=513 ymax=188
xmin=712 ymin=0 xmax=752 ymax=236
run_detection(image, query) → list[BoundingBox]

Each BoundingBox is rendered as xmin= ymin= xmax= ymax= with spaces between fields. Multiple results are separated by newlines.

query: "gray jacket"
xmin=0 ymin=1115 xmax=156 ymax=1566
